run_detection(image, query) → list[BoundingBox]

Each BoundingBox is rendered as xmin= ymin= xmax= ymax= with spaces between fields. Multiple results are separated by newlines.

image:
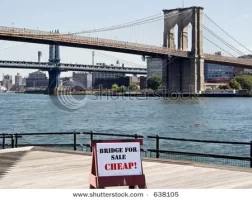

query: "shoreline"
xmin=10 ymin=90 xmax=252 ymax=97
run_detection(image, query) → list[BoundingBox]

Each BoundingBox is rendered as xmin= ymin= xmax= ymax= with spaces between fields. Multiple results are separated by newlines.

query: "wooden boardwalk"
xmin=1 ymin=147 xmax=252 ymax=189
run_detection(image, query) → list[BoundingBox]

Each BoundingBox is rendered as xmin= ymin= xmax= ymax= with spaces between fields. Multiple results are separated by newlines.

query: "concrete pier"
xmin=47 ymin=40 xmax=61 ymax=95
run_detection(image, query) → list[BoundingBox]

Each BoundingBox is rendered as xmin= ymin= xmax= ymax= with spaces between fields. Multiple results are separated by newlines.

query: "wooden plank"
xmin=1 ymin=149 xmax=252 ymax=189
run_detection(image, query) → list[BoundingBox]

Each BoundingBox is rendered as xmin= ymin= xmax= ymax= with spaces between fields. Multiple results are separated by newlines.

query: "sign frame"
xmin=88 ymin=139 xmax=147 ymax=189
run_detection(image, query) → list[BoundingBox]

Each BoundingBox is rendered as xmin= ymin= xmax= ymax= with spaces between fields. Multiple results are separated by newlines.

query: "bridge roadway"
xmin=0 ymin=60 xmax=147 ymax=74
xmin=1 ymin=147 xmax=252 ymax=189
xmin=0 ymin=26 xmax=252 ymax=68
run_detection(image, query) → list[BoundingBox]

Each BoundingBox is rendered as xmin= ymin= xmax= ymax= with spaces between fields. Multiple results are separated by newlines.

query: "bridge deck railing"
xmin=0 ymin=132 xmax=252 ymax=168
xmin=147 ymin=135 xmax=252 ymax=168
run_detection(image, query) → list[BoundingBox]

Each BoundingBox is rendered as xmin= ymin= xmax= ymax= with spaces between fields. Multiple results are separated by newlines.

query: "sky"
xmin=0 ymin=0 xmax=251 ymax=78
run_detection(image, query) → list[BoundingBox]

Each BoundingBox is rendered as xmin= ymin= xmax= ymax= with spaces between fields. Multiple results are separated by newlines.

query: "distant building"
xmin=147 ymin=57 xmax=163 ymax=79
xmin=139 ymin=76 xmax=147 ymax=90
xmin=92 ymin=71 xmax=125 ymax=87
xmin=60 ymin=77 xmax=73 ymax=87
xmin=234 ymin=67 xmax=252 ymax=76
xmin=22 ymin=78 xmax=26 ymax=86
xmin=130 ymin=75 xmax=140 ymax=86
xmin=26 ymin=71 xmax=48 ymax=88
xmin=15 ymin=73 xmax=23 ymax=85
xmin=72 ymin=72 xmax=92 ymax=89
xmin=204 ymin=63 xmax=234 ymax=82
xmin=234 ymin=55 xmax=252 ymax=76
xmin=2 ymin=74 xmax=13 ymax=90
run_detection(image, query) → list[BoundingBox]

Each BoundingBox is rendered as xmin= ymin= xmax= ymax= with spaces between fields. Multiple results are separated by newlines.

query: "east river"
xmin=1 ymin=93 xmax=252 ymax=159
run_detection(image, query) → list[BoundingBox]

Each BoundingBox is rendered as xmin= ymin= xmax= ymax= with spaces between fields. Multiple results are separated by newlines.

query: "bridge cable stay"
xmin=204 ymin=13 xmax=252 ymax=54
xmin=71 ymin=13 xmax=163 ymax=35
xmin=6 ymin=10 xmax=191 ymax=49
xmin=192 ymin=16 xmax=245 ymax=57
xmin=203 ymin=25 xmax=245 ymax=56
xmin=71 ymin=10 xmax=191 ymax=35
xmin=203 ymin=36 xmax=236 ymax=57
xmin=70 ymin=10 xmax=192 ymax=47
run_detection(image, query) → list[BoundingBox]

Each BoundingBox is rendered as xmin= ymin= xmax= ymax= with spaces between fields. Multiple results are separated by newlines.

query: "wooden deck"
xmin=1 ymin=147 xmax=252 ymax=189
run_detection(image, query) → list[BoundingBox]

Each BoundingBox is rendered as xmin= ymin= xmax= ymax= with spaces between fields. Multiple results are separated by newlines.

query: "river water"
xmin=0 ymin=93 xmax=252 ymax=160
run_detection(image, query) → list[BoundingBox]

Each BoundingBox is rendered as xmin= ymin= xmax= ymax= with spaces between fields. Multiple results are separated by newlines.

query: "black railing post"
xmin=11 ymin=135 xmax=15 ymax=148
xmin=73 ymin=132 xmax=77 ymax=151
xmin=90 ymin=131 xmax=93 ymax=152
xmin=250 ymin=141 xmax=252 ymax=168
xmin=2 ymin=133 xmax=5 ymax=149
xmin=156 ymin=135 xmax=160 ymax=159
xmin=15 ymin=133 xmax=18 ymax=148
xmin=135 ymin=134 xmax=138 ymax=139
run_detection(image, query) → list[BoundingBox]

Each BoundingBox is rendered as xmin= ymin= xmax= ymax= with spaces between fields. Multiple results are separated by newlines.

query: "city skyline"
xmin=0 ymin=0 xmax=251 ymax=77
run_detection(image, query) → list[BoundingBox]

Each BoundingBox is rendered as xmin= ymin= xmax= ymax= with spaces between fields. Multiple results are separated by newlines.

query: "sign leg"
xmin=89 ymin=185 xmax=96 ymax=189
xmin=138 ymin=185 xmax=147 ymax=189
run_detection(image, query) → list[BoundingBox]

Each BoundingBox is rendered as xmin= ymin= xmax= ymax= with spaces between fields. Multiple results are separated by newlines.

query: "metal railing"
xmin=147 ymin=135 xmax=252 ymax=168
xmin=1 ymin=132 xmax=252 ymax=168
xmin=0 ymin=132 xmax=144 ymax=153
xmin=0 ymin=60 xmax=147 ymax=73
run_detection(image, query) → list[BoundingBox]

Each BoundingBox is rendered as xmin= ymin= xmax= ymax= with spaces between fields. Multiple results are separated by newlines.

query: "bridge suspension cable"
xmin=71 ymin=10 xmax=191 ymax=35
xmin=203 ymin=25 xmax=245 ymax=56
xmin=203 ymin=36 xmax=235 ymax=57
xmin=204 ymin=13 xmax=252 ymax=54
xmin=71 ymin=13 xmax=162 ymax=34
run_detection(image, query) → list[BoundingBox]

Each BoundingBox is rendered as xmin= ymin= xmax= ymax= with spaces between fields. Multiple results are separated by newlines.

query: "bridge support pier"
xmin=46 ymin=42 xmax=61 ymax=95
xmin=162 ymin=56 xmax=204 ymax=94
xmin=162 ymin=6 xmax=205 ymax=94
xmin=47 ymin=68 xmax=61 ymax=95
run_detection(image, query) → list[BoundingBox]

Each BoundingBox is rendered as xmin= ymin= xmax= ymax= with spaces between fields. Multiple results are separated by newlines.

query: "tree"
xmin=158 ymin=84 xmax=163 ymax=90
xmin=229 ymin=79 xmax=241 ymax=90
xmin=112 ymin=84 xmax=119 ymax=92
xmin=147 ymin=76 xmax=162 ymax=90
xmin=235 ymin=75 xmax=252 ymax=90
xmin=219 ymin=84 xmax=230 ymax=90
xmin=129 ymin=84 xmax=139 ymax=91
xmin=119 ymin=85 xmax=127 ymax=93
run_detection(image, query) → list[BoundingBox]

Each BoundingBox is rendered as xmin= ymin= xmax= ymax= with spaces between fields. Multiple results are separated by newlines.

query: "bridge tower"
xmin=47 ymin=30 xmax=61 ymax=95
xmin=162 ymin=6 xmax=204 ymax=93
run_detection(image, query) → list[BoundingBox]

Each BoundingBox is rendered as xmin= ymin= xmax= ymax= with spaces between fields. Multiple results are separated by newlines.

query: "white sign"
xmin=96 ymin=142 xmax=143 ymax=177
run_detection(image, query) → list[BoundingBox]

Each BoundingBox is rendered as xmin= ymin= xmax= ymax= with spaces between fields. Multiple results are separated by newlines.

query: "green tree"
xmin=219 ymin=84 xmax=230 ymax=90
xmin=229 ymin=79 xmax=241 ymax=90
xmin=112 ymin=84 xmax=119 ymax=92
xmin=147 ymin=76 xmax=162 ymax=90
xmin=235 ymin=75 xmax=252 ymax=90
xmin=129 ymin=84 xmax=139 ymax=91
xmin=119 ymin=85 xmax=127 ymax=93
xmin=158 ymin=84 xmax=163 ymax=90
